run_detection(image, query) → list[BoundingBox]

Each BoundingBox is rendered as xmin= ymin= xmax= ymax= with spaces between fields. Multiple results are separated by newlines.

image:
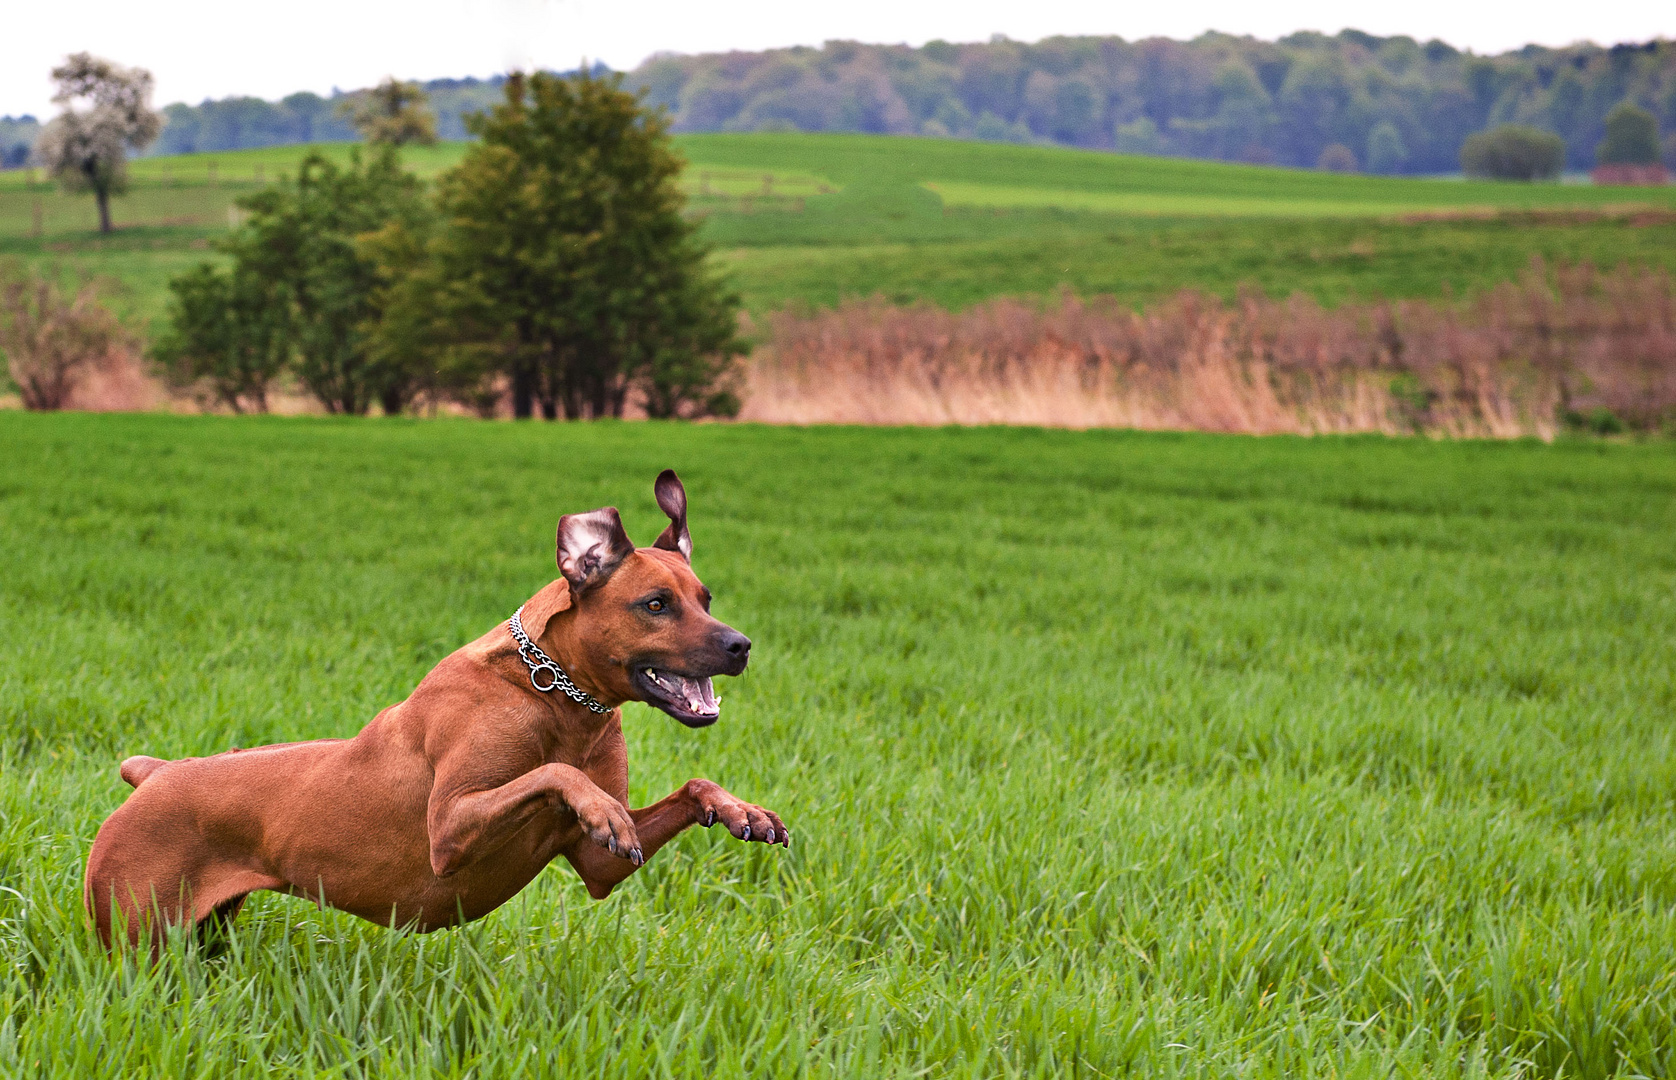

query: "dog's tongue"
xmin=673 ymin=675 xmax=719 ymax=717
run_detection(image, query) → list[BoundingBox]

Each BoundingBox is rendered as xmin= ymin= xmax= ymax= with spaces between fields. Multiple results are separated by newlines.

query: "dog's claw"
xmin=705 ymin=810 xmax=716 ymax=827
xmin=631 ymin=847 xmax=644 ymax=866
xmin=742 ymin=825 xmax=752 ymax=841
xmin=766 ymin=828 xmax=775 ymax=843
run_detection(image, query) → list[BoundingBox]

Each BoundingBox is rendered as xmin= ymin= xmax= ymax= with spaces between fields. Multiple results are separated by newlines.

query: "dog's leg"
xmin=427 ymin=762 xmax=642 ymax=879
xmin=564 ymin=779 xmax=789 ymax=899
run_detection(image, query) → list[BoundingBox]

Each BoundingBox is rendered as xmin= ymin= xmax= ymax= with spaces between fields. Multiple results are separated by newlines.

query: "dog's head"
xmin=533 ymin=470 xmax=748 ymax=727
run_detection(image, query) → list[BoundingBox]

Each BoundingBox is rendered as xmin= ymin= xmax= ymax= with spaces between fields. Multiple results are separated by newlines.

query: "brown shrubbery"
xmin=0 ymin=263 xmax=141 ymax=411
xmin=741 ymin=261 xmax=1676 ymax=437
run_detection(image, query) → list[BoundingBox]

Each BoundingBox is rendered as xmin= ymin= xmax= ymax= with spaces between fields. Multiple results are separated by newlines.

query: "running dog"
xmin=85 ymin=470 xmax=787 ymax=949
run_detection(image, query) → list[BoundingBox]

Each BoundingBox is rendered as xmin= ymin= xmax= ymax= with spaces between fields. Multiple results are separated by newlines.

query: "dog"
xmin=85 ymin=470 xmax=788 ymax=950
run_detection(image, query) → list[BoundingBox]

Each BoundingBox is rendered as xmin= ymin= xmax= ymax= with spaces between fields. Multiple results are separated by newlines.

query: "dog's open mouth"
xmin=635 ymin=666 xmax=721 ymax=727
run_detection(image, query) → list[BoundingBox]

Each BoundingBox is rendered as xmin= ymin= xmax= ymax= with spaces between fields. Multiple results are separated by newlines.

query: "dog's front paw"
xmin=576 ymin=794 xmax=644 ymax=865
xmin=686 ymin=779 xmax=790 ymax=848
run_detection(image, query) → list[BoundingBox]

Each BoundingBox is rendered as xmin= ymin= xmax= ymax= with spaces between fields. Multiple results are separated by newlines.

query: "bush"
xmin=1365 ymin=122 xmax=1407 ymax=174
xmin=1460 ymin=125 xmax=1565 ymax=181
xmin=1316 ymin=143 xmax=1358 ymax=172
xmin=0 ymin=262 xmax=132 ymax=410
xmin=1596 ymin=103 xmax=1660 ymax=165
xmin=173 ymin=146 xmax=432 ymax=415
xmin=151 ymin=263 xmax=291 ymax=413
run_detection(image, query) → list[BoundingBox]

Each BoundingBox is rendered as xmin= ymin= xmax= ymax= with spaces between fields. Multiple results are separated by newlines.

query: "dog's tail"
xmin=119 ymin=755 xmax=168 ymax=788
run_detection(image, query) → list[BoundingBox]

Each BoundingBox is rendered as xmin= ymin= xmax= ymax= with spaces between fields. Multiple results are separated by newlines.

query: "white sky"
xmin=6 ymin=0 xmax=1673 ymax=119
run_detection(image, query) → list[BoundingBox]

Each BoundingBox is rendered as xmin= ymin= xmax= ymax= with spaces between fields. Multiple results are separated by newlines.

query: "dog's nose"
xmin=719 ymin=629 xmax=751 ymax=660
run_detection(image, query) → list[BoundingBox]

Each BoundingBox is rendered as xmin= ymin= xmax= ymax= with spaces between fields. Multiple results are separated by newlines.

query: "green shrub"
xmin=1365 ymin=122 xmax=1407 ymax=174
xmin=1597 ymin=102 xmax=1660 ymax=166
xmin=1460 ymin=124 xmax=1565 ymax=181
xmin=1316 ymin=143 xmax=1359 ymax=172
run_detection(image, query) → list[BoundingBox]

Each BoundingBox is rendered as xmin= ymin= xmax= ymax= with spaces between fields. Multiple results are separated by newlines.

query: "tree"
xmin=0 ymin=261 xmax=132 ymax=410
xmin=429 ymin=70 xmax=743 ymax=420
xmin=225 ymin=147 xmax=430 ymax=414
xmin=151 ymin=263 xmax=291 ymax=413
xmin=33 ymin=54 xmax=160 ymax=234
xmin=344 ymin=78 xmax=437 ymax=147
xmin=1596 ymin=102 xmax=1660 ymax=165
xmin=1365 ymin=121 xmax=1408 ymax=174
xmin=1460 ymin=125 xmax=1565 ymax=181
xmin=1317 ymin=143 xmax=1358 ymax=172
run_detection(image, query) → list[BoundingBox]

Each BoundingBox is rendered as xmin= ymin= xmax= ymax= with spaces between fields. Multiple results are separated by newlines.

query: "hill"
xmin=4 ymin=134 xmax=1676 ymax=325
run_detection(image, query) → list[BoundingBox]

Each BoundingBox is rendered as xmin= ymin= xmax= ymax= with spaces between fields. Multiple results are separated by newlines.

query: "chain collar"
xmin=507 ymin=606 xmax=612 ymax=713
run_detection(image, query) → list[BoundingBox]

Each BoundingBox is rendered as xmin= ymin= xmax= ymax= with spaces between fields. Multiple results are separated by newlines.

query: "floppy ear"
xmin=518 ymin=577 xmax=572 ymax=640
xmin=556 ymin=508 xmax=635 ymax=594
xmin=652 ymin=469 xmax=692 ymax=561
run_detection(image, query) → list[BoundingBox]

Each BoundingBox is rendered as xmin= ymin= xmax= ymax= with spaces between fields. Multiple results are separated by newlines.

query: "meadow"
xmin=4 ymin=134 xmax=1676 ymax=326
xmin=2 ymin=413 xmax=1674 ymax=1077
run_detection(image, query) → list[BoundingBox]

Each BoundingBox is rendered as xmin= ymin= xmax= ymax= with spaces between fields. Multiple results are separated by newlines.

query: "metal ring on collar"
xmin=528 ymin=663 xmax=560 ymax=692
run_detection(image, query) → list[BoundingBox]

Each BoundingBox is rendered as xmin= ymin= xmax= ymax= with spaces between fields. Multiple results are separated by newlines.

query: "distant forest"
xmin=635 ymin=32 xmax=1676 ymax=173
xmin=4 ymin=32 xmax=1674 ymax=174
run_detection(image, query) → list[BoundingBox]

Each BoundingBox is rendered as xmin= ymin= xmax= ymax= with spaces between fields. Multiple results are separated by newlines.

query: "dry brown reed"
xmin=739 ymin=261 xmax=1676 ymax=437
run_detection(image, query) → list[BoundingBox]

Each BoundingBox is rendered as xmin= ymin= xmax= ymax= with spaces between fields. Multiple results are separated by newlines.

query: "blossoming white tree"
xmin=34 ymin=54 xmax=161 ymax=234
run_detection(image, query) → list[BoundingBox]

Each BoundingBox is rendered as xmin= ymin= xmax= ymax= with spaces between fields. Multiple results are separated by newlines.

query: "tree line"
xmin=7 ymin=33 xmax=1673 ymax=176
xmin=634 ymin=32 xmax=1676 ymax=174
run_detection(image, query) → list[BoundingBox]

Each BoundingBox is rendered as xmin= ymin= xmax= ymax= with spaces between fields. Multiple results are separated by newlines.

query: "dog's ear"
xmin=519 ymin=578 xmax=571 ymax=640
xmin=651 ymin=469 xmax=692 ymax=561
xmin=556 ymin=508 xmax=635 ymax=593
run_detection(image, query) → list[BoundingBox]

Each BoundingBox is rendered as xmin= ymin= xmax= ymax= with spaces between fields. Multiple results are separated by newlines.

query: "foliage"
xmin=1364 ymin=121 xmax=1407 ymax=174
xmin=630 ymin=33 xmax=1676 ymax=173
xmin=147 ymin=72 xmax=606 ymax=154
xmin=153 ymin=92 xmax=357 ymax=155
xmin=150 ymin=263 xmax=291 ymax=412
xmin=225 ymin=146 xmax=431 ymax=414
xmin=1315 ymin=143 xmax=1357 ymax=172
xmin=342 ymin=77 xmax=438 ymax=147
xmin=425 ymin=71 xmax=743 ymax=419
xmin=34 ymin=54 xmax=161 ymax=234
xmin=0 ymin=261 xmax=132 ymax=409
xmin=137 ymin=35 xmax=1676 ymax=176
xmin=0 ymin=115 xmax=40 ymax=170
xmin=3 ymin=415 xmax=1676 ymax=1076
xmin=1597 ymin=102 xmax=1661 ymax=165
xmin=1460 ymin=124 xmax=1565 ymax=181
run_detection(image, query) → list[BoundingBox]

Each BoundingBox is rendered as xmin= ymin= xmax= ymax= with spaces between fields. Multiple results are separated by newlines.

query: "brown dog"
xmin=85 ymin=470 xmax=787 ymax=949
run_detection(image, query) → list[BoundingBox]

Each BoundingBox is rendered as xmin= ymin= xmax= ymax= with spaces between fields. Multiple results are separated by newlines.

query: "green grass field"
xmin=2 ymin=413 xmax=1674 ymax=1077
xmin=4 ymin=134 xmax=1676 ymax=327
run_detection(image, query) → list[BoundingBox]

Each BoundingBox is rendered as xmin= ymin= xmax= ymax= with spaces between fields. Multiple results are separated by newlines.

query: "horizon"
xmin=7 ymin=0 xmax=1675 ymax=118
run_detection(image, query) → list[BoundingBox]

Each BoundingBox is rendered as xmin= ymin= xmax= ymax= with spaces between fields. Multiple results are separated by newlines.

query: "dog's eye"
xmin=646 ymin=599 xmax=664 ymax=613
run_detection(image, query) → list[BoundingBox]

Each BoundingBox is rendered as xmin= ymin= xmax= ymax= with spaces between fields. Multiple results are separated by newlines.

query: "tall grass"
xmin=742 ymin=262 xmax=1676 ymax=435
xmin=0 ymin=416 xmax=1674 ymax=1077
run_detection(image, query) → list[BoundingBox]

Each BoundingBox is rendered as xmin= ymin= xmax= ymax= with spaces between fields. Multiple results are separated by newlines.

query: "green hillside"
xmin=4 ymin=134 xmax=1675 ymax=326
xmin=681 ymin=133 xmax=1676 ymax=214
